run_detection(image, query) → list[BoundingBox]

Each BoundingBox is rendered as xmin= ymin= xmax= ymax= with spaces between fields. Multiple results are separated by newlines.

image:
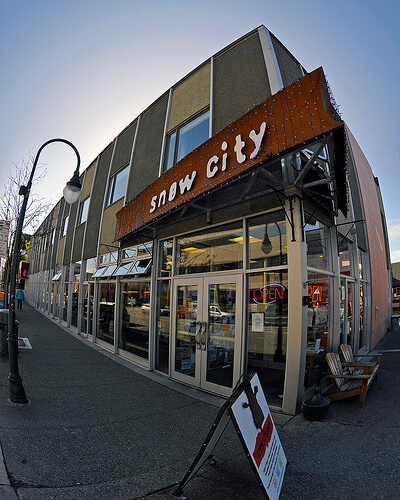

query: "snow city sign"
xmin=116 ymin=67 xmax=343 ymax=240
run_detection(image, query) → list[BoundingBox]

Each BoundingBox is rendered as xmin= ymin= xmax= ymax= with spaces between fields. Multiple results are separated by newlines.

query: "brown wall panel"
xmin=213 ymin=31 xmax=270 ymax=133
xmin=83 ymin=146 xmax=113 ymax=260
xmin=100 ymin=199 xmax=124 ymax=250
xmin=346 ymin=125 xmax=389 ymax=348
xmin=168 ymin=63 xmax=211 ymax=132
xmin=126 ymin=94 xmax=169 ymax=202
xmin=110 ymin=122 xmax=137 ymax=176
xmin=271 ymin=34 xmax=304 ymax=87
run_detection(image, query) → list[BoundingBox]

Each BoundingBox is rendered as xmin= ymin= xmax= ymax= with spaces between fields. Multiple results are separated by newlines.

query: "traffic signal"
xmin=20 ymin=262 xmax=30 ymax=278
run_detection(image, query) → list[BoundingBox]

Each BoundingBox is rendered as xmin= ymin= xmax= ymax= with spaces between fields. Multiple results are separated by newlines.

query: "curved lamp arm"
xmin=8 ymin=138 xmax=81 ymax=405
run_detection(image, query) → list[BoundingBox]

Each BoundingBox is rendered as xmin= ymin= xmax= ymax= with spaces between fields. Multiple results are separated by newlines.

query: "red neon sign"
xmin=307 ymin=285 xmax=322 ymax=302
xmin=253 ymin=284 xmax=285 ymax=305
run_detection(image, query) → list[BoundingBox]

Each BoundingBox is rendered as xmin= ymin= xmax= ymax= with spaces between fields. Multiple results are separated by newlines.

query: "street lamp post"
xmin=8 ymin=138 xmax=82 ymax=405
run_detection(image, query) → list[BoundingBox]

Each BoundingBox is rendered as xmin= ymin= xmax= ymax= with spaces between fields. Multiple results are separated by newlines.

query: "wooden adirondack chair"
xmin=325 ymin=352 xmax=379 ymax=407
xmin=340 ymin=344 xmax=381 ymax=375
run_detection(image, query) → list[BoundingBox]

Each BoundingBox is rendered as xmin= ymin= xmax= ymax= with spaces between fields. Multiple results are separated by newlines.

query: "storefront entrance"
xmin=171 ymin=275 xmax=243 ymax=396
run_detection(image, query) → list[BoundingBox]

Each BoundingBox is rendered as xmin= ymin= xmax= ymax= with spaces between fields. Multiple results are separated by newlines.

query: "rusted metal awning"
xmin=116 ymin=67 xmax=346 ymax=241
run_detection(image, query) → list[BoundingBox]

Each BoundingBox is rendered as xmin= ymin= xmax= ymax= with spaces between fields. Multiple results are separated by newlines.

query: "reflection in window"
xmin=71 ymin=262 xmax=81 ymax=328
xmin=98 ymin=283 xmax=115 ymax=345
xmin=81 ymin=283 xmax=94 ymax=335
xmin=305 ymin=219 xmax=330 ymax=270
xmin=123 ymin=247 xmax=137 ymax=259
xmin=359 ymin=283 xmax=365 ymax=349
xmin=138 ymin=242 xmax=152 ymax=256
xmin=207 ymin=282 xmax=237 ymax=388
xmin=175 ymin=284 xmax=198 ymax=376
xmin=113 ymin=262 xmax=135 ymax=276
xmin=99 ymin=252 xmax=118 ymax=265
xmin=119 ymin=281 xmax=151 ymax=360
xmin=177 ymin=222 xmax=243 ymax=274
xmin=247 ymin=272 xmax=288 ymax=406
xmin=77 ymin=196 xmax=90 ymax=225
xmin=61 ymin=215 xmax=69 ymax=237
xmin=156 ymin=281 xmax=171 ymax=373
xmin=305 ymin=272 xmax=330 ymax=388
xmin=106 ymin=165 xmax=129 ymax=206
xmin=358 ymin=248 xmax=366 ymax=280
xmin=62 ymin=266 xmax=69 ymax=322
xmin=163 ymin=110 xmax=210 ymax=172
xmin=338 ymin=239 xmax=352 ymax=276
xmin=84 ymin=258 xmax=97 ymax=281
xmin=159 ymin=240 xmax=173 ymax=277
xmin=248 ymin=213 xmax=287 ymax=269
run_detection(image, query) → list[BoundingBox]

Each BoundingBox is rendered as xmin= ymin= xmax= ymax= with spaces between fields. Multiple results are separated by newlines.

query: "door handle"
xmin=200 ymin=321 xmax=207 ymax=351
xmin=195 ymin=321 xmax=202 ymax=349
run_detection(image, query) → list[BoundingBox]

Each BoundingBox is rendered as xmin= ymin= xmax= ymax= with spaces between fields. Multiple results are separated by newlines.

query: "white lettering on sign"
xmin=149 ymin=122 xmax=266 ymax=214
xmin=179 ymin=171 xmax=197 ymax=194
xmin=234 ymin=135 xmax=246 ymax=164
xmin=249 ymin=122 xmax=266 ymax=159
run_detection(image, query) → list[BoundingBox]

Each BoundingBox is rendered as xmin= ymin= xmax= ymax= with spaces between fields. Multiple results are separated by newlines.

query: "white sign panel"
xmin=0 ymin=221 xmax=10 ymax=259
xmin=231 ymin=373 xmax=286 ymax=499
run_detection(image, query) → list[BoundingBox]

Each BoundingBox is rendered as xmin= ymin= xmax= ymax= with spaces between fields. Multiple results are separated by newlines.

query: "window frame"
xmin=105 ymin=165 xmax=129 ymax=207
xmin=61 ymin=215 xmax=69 ymax=238
xmin=77 ymin=196 xmax=90 ymax=226
xmin=163 ymin=108 xmax=210 ymax=173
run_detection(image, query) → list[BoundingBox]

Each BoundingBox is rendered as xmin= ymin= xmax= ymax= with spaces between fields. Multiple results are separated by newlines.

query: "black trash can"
xmin=0 ymin=309 xmax=19 ymax=356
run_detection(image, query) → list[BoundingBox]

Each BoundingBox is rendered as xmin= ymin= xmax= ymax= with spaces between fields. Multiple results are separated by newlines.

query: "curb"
xmin=0 ymin=443 xmax=18 ymax=499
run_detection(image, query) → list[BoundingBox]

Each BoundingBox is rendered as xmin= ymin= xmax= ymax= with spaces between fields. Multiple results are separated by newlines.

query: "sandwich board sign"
xmin=172 ymin=373 xmax=286 ymax=499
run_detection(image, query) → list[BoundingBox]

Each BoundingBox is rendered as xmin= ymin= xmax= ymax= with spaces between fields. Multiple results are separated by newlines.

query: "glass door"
xmin=340 ymin=278 xmax=355 ymax=348
xmin=172 ymin=275 xmax=242 ymax=396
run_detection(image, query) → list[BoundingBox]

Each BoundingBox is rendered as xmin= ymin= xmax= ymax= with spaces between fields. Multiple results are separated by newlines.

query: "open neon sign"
xmin=307 ymin=285 xmax=323 ymax=302
xmin=253 ymin=284 xmax=285 ymax=305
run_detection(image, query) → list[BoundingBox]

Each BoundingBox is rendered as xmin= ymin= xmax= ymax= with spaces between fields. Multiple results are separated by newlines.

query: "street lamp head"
xmin=63 ymin=169 xmax=82 ymax=204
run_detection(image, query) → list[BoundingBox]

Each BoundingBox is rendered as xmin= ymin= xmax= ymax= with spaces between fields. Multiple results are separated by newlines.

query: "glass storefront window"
xmin=156 ymin=281 xmax=171 ymax=373
xmin=119 ymin=281 xmax=151 ymax=360
xmin=248 ymin=213 xmax=287 ymax=269
xmin=177 ymin=222 xmax=243 ymax=274
xmin=306 ymin=272 xmax=330 ymax=347
xmin=62 ymin=266 xmax=69 ymax=322
xmin=359 ymin=283 xmax=365 ymax=349
xmin=206 ymin=282 xmax=237 ymax=388
xmin=123 ymin=247 xmax=137 ymax=259
xmin=99 ymin=252 xmax=118 ymax=265
xmin=53 ymin=282 xmax=60 ymax=317
xmin=138 ymin=242 xmax=152 ymax=256
xmin=175 ymin=284 xmax=198 ymax=376
xmin=358 ymin=248 xmax=365 ymax=280
xmin=163 ymin=110 xmax=210 ymax=172
xmin=50 ymin=283 xmax=54 ymax=314
xmin=338 ymin=239 xmax=352 ymax=276
xmin=71 ymin=262 xmax=81 ymax=328
xmin=247 ymin=271 xmax=288 ymax=406
xmin=98 ymin=283 xmax=115 ymax=345
xmin=85 ymin=258 xmax=97 ymax=281
xmin=81 ymin=283 xmax=94 ymax=335
xmin=305 ymin=220 xmax=330 ymax=270
xmin=159 ymin=240 xmax=173 ymax=277
xmin=305 ymin=272 xmax=330 ymax=387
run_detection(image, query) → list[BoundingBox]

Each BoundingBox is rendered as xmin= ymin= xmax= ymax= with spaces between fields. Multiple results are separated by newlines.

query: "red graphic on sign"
xmin=252 ymin=414 xmax=273 ymax=467
xmin=307 ymin=285 xmax=322 ymax=302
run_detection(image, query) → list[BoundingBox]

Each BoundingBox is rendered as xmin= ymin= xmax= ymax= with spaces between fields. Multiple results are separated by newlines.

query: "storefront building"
xmin=25 ymin=26 xmax=391 ymax=415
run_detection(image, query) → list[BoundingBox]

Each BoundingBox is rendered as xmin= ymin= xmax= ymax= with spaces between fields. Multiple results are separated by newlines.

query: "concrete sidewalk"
xmin=0 ymin=303 xmax=399 ymax=499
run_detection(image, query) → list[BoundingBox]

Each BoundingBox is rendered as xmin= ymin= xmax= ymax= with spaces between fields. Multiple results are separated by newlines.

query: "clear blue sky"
xmin=1 ymin=0 xmax=399 ymax=259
